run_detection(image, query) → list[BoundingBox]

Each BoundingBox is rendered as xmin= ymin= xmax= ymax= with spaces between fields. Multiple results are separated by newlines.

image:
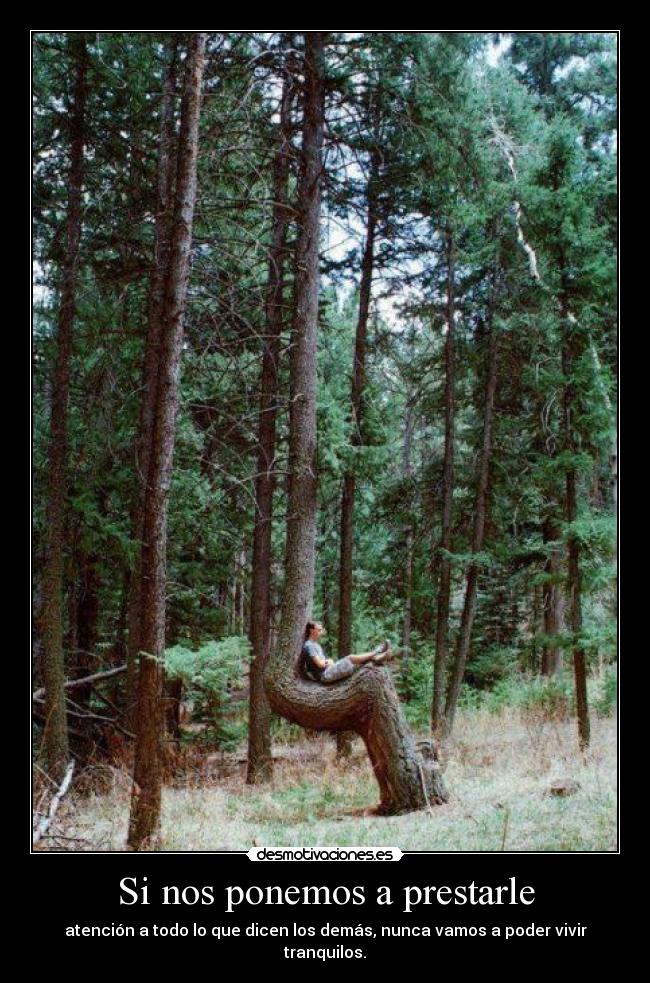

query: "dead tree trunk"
xmin=128 ymin=33 xmax=206 ymax=850
xmin=444 ymin=302 xmax=499 ymax=736
xmin=264 ymin=33 xmax=447 ymax=815
xmin=40 ymin=35 xmax=87 ymax=782
xmin=247 ymin=54 xmax=295 ymax=785
xmin=431 ymin=231 xmax=456 ymax=735
xmin=126 ymin=41 xmax=179 ymax=728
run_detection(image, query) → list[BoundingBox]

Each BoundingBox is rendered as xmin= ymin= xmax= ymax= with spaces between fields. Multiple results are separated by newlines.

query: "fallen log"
xmin=33 ymin=664 xmax=126 ymax=702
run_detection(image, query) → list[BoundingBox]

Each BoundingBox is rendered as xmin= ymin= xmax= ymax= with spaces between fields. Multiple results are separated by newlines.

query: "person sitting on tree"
xmin=300 ymin=620 xmax=394 ymax=684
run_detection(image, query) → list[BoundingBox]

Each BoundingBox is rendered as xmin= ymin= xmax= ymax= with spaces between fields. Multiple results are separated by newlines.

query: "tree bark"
xmin=541 ymin=518 xmax=563 ymax=675
xmin=431 ymin=231 xmax=456 ymax=735
xmin=125 ymin=41 xmax=179 ymax=728
xmin=402 ymin=399 xmax=416 ymax=655
xmin=443 ymin=308 xmax=498 ymax=736
xmin=264 ymin=33 xmax=447 ymax=815
xmin=561 ymin=295 xmax=590 ymax=750
xmin=247 ymin=59 xmax=295 ymax=784
xmin=128 ymin=33 xmax=206 ymax=850
xmin=336 ymin=146 xmax=380 ymax=760
xmin=400 ymin=398 xmax=416 ymax=701
xmin=40 ymin=35 xmax=88 ymax=782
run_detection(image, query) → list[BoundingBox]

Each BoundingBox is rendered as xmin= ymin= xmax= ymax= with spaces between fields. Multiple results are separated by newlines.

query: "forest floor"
xmin=40 ymin=707 xmax=617 ymax=852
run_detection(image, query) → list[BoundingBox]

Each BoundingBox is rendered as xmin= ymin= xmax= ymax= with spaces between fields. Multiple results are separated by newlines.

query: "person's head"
xmin=305 ymin=620 xmax=324 ymax=641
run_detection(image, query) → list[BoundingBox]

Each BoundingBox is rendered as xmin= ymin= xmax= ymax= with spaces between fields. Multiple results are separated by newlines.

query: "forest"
xmin=32 ymin=31 xmax=617 ymax=852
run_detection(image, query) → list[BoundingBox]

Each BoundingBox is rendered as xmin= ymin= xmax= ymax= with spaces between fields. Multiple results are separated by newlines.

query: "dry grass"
xmin=36 ymin=708 xmax=617 ymax=852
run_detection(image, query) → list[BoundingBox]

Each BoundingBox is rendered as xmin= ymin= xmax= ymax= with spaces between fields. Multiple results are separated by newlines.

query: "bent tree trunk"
xmin=268 ymin=664 xmax=447 ymax=814
xmin=264 ymin=32 xmax=447 ymax=815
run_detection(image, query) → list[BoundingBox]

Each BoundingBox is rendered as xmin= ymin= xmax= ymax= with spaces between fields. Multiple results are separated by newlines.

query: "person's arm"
xmin=306 ymin=642 xmax=331 ymax=670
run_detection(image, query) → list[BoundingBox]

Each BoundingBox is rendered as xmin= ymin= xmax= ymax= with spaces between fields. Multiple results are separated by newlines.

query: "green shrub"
xmin=466 ymin=645 xmax=518 ymax=688
xmin=166 ymin=636 xmax=250 ymax=692
xmin=458 ymin=672 xmax=575 ymax=719
xmin=397 ymin=649 xmax=432 ymax=731
xmin=165 ymin=636 xmax=250 ymax=749
xmin=518 ymin=675 xmax=574 ymax=721
xmin=457 ymin=685 xmax=484 ymax=712
xmin=205 ymin=717 xmax=248 ymax=753
xmin=593 ymin=664 xmax=617 ymax=716
xmin=271 ymin=717 xmax=309 ymax=745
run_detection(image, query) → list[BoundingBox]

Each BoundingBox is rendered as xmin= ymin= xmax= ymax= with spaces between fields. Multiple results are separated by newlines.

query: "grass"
xmin=41 ymin=704 xmax=617 ymax=853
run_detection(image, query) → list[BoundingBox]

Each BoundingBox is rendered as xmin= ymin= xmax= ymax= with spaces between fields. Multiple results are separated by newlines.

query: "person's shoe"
xmin=373 ymin=641 xmax=393 ymax=664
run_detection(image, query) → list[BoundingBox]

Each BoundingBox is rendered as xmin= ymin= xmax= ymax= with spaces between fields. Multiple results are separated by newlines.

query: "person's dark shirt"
xmin=301 ymin=639 xmax=325 ymax=682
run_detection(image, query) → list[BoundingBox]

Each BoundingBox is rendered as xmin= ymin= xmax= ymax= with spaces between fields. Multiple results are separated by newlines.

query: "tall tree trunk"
xmin=125 ymin=42 xmax=179 ymax=728
xmin=416 ymin=468 xmax=437 ymax=640
xmin=128 ymin=33 xmax=206 ymax=850
xmin=431 ymin=232 xmax=456 ymax=735
xmin=264 ymin=34 xmax=446 ymax=814
xmin=336 ymin=147 xmax=379 ymax=760
xmin=400 ymin=398 xmax=416 ymax=701
xmin=561 ymin=294 xmax=590 ymax=750
xmin=247 ymin=60 xmax=294 ymax=785
xmin=40 ymin=35 xmax=87 ymax=782
xmin=443 ymin=309 xmax=498 ymax=736
xmin=402 ymin=399 xmax=416 ymax=655
xmin=541 ymin=518 xmax=563 ymax=675
xmin=266 ymin=30 xmax=324 ymax=675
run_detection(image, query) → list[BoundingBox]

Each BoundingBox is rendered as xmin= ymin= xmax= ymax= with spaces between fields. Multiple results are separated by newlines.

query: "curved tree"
xmin=264 ymin=32 xmax=447 ymax=816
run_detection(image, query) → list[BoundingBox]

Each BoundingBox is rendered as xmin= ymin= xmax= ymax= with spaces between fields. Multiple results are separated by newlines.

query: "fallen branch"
xmin=33 ymin=664 xmax=126 ymax=702
xmin=33 ymin=760 xmax=75 ymax=846
xmin=33 ymin=695 xmax=135 ymax=740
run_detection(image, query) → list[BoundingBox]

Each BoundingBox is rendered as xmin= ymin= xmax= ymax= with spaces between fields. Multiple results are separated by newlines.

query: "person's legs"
xmin=348 ymin=651 xmax=376 ymax=667
xmin=320 ymin=656 xmax=357 ymax=683
xmin=349 ymin=639 xmax=392 ymax=666
xmin=320 ymin=643 xmax=395 ymax=683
